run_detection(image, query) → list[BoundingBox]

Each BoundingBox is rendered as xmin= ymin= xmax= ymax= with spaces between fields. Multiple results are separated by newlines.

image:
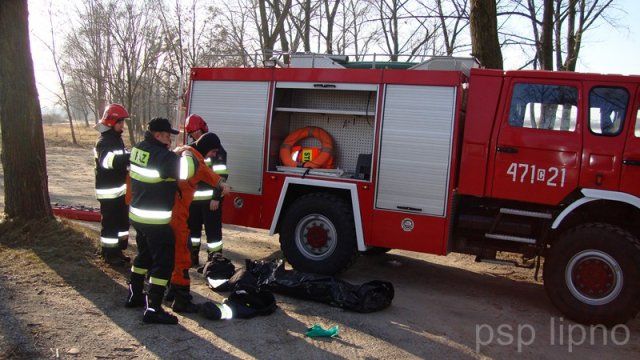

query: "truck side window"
xmin=589 ymin=87 xmax=629 ymax=136
xmin=634 ymin=109 xmax=640 ymax=137
xmin=508 ymin=83 xmax=578 ymax=131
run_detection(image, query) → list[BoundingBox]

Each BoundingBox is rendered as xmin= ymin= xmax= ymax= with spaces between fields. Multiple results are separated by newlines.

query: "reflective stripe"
xmin=207 ymin=240 xmax=223 ymax=252
xmin=118 ymin=231 xmax=129 ymax=238
xmin=129 ymin=206 xmax=172 ymax=225
xmin=179 ymin=156 xmax=196 ymax=180
xmin=101 ymin=237 xmax=119 ymax=247
xmin=219 ymin=303 xmax=233 ymax=319
xmin=204 ymin=158 xmax=213 ymax=166
xmin=193 ymin=189 xmax=214 ymax=200
xmin=95 ymin=184 xmax=127 ymax=199
xmin=131 ymin=266 xmax=148 ymax=275
xmin=212 ymin=164 xmax=227 ymax=172
xmin=129 ymin=164 xmax=165 ymax=184
xmin=149 ymin=277 xmax=168 ymax=286
xmin=101 ymin=150 xmax=124 ymax=170
xmin=207 ymin=278 xmax=228 ymax=289
xmin=191 ymin=237 xmax=201 ymax=245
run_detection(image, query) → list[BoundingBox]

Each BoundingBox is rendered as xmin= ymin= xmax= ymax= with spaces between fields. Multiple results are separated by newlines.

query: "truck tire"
xmin=279 ymin=192 xmax=357 ymax=275
xmin=543 ymin=223 xmax=640 ymax=326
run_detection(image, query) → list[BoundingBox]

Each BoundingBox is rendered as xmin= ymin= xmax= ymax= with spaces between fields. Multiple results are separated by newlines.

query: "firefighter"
xmin=94 ymin=103 xmax=131 ymax=265
xmin=125 ymin=117 xmax=196 ymax=324
xmin=184 ymin=114 xmax=229 ymax=266
xmin=167 ymin=133 xmax=230 ymax=313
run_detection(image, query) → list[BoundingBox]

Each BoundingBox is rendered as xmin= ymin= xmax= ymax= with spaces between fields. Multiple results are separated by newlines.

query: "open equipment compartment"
xmin=267 ymin=82 xmax=378 ymax=180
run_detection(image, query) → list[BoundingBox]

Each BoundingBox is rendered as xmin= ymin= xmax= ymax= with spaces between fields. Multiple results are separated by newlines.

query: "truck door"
xmin=188 ymin=79 xmax=271 ymax=228
xmin=491 ymin=80 xmax=581 ymax=205
xmin=372 ymin=84 xmax=457 ymax=254
xmin=579 ymin=83 xmax=632 ymax=191
xmin=620 ymin=89 xmax=640 ymax=197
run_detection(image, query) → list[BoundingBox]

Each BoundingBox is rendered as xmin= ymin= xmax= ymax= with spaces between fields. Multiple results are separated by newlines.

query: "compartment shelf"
xmin=275 ymin=107 xmax=373 ymax=116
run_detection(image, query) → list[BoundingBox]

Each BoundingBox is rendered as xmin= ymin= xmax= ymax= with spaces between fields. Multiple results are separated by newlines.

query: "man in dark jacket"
xmin=94 ymin=103 xmax=131 ymax=265
xmin=125 ymin=117 xmax=199 ymax=325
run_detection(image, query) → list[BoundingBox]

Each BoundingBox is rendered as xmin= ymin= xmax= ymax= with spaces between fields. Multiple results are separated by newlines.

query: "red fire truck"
xmin=184 ymin=55 xmax=640 ymax=325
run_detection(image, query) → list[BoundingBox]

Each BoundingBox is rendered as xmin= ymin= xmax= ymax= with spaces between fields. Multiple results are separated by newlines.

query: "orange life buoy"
xmin=279 ymin=127 xmax=334 ymax=169
xmin=290 ymin=146 xmax=335 ymax=168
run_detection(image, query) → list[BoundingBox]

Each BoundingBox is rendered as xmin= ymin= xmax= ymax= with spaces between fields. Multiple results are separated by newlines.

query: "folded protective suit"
xmin=204 ymin=258 xmax=394 ymax=313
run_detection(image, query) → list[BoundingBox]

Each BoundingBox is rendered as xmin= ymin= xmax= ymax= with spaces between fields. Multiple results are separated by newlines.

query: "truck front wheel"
xmin=543 ymin=223 xmax=640 ymax=326
xmin=279 ymin=193 xmax=357 ymax=275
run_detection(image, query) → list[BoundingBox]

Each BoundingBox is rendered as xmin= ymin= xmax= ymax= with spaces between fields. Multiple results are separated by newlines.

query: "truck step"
xmin=474 ymin=256 xmax=518 ymax=266
xmin=484 ymin=233 xmax=537 ymax=244
xmin=475 ymin=255 xmax=536 ymax=269
xmin=499 ymin=208 xmax=552 ymax=219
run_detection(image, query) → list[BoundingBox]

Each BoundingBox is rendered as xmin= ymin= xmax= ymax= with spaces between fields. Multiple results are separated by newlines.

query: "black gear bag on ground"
xmin=241 ymin=259 xmax=394 ymax=313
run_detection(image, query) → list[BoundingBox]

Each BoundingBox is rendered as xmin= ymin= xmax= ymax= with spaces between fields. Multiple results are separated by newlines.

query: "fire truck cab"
xmin=185 ymin=56 xmax=640 ymax=325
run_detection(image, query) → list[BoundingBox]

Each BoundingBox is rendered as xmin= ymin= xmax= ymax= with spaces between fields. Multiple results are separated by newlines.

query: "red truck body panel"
xmin=188 ymin=65 xmax=640 ymax=256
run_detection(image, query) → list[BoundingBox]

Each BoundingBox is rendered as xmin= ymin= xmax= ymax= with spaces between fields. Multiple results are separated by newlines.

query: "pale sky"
xmin=28 ymin=0 xmax=640 ymax=114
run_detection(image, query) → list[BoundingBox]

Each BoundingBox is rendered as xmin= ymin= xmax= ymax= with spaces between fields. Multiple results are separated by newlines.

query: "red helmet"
xmin=101 ymin=103 xmax=129 ymax=127
xmin=185 ymin=114 xmax=208 ymax=134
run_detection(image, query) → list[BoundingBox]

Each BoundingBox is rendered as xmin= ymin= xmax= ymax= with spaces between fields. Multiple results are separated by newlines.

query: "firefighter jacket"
xmin=128 ymin=131 xmax=197 ymax=225
xmin=94 ymin=129 xmax=129 ymax=200
xmin=193 ymin=146 xmax=228 ymax=202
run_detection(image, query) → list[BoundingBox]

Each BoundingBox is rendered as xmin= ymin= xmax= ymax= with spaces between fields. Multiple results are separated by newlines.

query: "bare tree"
xmin=63 ymin=0 xmax=110 ymax=123
xmin=107 ymin=0 xmax=163 ymax=144
xmin=555 ymin=0 xmax=616 ymax=70
xmin=256 ymin=0 xmax=293 ymax=61
xmin=294 ymin=0 xmax=314 ymax=52
xmin=429 ymin=0 xmax=470 ymax=56
xmin=44 ymin=4 xmax=77 ymax=145
xmin=0 ymin=0 xmax=52 ymax=219
xmin=343 ymin=0 xmax=379 ymax=60
xmin=322 ymin=0 xmax=342 ymax=53
xmin=370 ymin=0 xmax=437 ymax=61
xmin=470 ymin=0 xmax=503 ymax=68
xmin=499 ymin=0 xmax=619 ymax=70
xmin=220 ymin=0 xmax=256 ymax=66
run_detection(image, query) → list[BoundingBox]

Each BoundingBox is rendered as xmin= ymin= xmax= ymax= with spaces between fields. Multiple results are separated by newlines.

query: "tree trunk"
xmin=564 ymin=0 xmax=579 ymax=71
xmin=303 ymin=0 xmax=311 ymax=52
xmin=83 ymin=109 xmax=90 ymax=127
xmin=324 ymin=0 xmax=340 ymax=54
xmin=0 ymin=0 xmax=53 ymax=220
xmin=469 ymin=0 xmax=503 ymax=69
xmin=63 ymin=98 xmax=77 ymax=145
xmin=540 ymin=0 xmax=554 ymax=70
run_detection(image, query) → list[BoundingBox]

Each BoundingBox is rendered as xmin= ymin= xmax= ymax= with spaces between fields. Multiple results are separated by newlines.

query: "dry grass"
xmin=43 ymin=123 xmax=134 ymax=149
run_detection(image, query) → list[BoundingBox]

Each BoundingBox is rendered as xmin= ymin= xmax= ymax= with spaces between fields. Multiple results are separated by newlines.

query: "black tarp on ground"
xmin=207 ymin=259 xmax=394 ymax=313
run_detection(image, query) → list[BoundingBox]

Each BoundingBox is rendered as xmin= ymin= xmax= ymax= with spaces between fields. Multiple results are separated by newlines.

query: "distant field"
xmin=43 ymin=123 xmax=133 ymax=148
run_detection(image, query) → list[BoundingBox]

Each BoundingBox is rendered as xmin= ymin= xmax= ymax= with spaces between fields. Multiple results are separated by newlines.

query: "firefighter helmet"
xmin=100 ymin=103 xmax=129 ymax=127
xmin=185 ymin=114 xmax=209 ymax=134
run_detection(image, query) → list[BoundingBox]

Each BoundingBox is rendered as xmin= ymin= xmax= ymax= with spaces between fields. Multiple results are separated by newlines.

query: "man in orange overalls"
xmin=168 ymin=133 xmax=230 ymax=313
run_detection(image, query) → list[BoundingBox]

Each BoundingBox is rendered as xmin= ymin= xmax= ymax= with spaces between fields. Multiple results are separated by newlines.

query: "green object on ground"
xmin=305 ymin=324 xmax=339 ymax=338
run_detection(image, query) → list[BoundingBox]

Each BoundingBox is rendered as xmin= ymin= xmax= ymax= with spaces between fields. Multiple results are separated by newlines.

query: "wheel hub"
xmin=565 ymin=250 xmax=623 ymax=306
xmin=294 ymin=214 xmax=338 ymax=260
xmin=306 ymin=225 xmax=328 ymax=248
xmin=572 ymin=258 xmax=615 ymax=298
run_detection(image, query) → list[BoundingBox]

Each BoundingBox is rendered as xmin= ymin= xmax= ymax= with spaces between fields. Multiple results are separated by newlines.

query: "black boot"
xmin=118 ymin=235 xmax=129 ymax=251
xmin=171 ymin=285 xmax=200 ymax=313
xmin=164 ymin=286 xmax=176 ymax=303
xmin=190 ymin=248 xmax=200 ymax=268
xmin=143 ymin=285 xmax=178 ymax=325
xmin=125 ymin=273 xmax=145 ymax=308
xmin=102 ymin=248 xmax=131 ymax=266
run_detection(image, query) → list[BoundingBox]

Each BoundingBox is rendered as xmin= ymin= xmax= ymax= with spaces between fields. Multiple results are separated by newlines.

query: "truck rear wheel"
xmin=543 ymin=223 xmax=640 ymax=326
xmin=279 ymin=193 xmax=357 ymax=275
